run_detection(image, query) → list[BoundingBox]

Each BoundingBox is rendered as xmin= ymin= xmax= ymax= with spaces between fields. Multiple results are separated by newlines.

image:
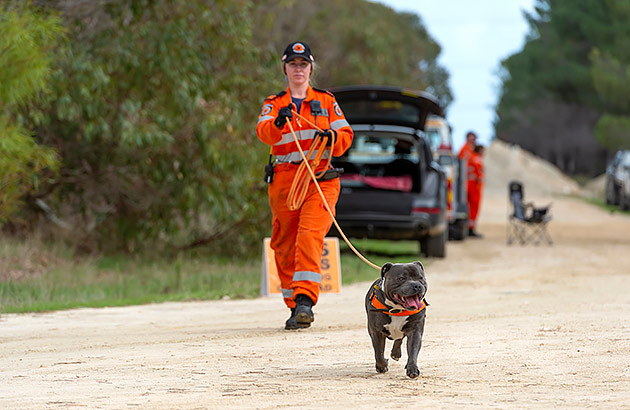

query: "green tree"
xmin=590 ymin=1 xmax=630 ymax=149
xmin=23 ymin=0 xmax=280 ymax=254
xmin=0 ymin=3 xmax=63 ymax=223
xmin=252 ymin=0 xmax=452 ymax=108
xmin=494 ymin=0 xmax=629 ymax=175
xmin=13 ymin=0 xmax=451 ymax=255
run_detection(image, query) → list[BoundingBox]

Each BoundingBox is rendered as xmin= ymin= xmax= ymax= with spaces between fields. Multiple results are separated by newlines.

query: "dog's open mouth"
xmin=393 ymin=293 xmax=424 ymax=310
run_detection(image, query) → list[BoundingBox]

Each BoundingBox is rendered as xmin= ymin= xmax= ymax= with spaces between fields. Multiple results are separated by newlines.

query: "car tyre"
xmin=606 ymin=179 xmax=620 ymax=206
xmin=420 ymin=229 xmax=447 ymax=258
xmin=449 ymin=219 xmax=467 ymax=241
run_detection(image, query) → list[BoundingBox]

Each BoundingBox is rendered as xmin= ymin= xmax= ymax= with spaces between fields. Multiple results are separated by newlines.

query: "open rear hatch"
xmin=330 ymin=85 xmax=443 ymax=129
xmin=330 ymin=86 xmax=443 ymax=217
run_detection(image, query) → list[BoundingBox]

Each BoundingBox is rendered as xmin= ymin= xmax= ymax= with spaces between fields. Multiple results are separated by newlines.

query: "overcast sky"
xmin=375 ymin=0 xmax=536 ymax=150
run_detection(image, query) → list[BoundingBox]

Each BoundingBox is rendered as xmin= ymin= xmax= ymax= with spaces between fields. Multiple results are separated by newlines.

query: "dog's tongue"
xmin=404 ymin=295 xmax=422 ymax=310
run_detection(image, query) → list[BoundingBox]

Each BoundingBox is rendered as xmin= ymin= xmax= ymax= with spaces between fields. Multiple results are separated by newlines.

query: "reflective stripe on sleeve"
xmin=281 ymin=288 xmax=293 ymax=298
xmin=330 ymin=119 xmax=349 ymax=130
xmin=293 ymin=271 xmax=322 ymax=283
xmin=257 ymin=115 xmax=274 ymax=124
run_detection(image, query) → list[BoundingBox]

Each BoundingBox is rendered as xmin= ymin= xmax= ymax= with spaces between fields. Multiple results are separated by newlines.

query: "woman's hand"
xmin=274 ymin=105 xmax=294 ymax=129
xmin=316 ymin=129 xmax=337 ymax=146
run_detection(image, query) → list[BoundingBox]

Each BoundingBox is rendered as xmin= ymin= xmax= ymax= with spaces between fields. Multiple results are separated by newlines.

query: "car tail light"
xmin=413 ymin=207 xmax=441 ymax=214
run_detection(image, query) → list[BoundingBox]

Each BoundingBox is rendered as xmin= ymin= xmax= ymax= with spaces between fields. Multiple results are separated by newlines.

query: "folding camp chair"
xmin=507 ymin=181 xmax=552 ymax=245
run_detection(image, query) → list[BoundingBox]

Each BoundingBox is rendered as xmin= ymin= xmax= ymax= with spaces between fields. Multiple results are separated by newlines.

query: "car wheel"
xmin=606 ymin=179 xmax=620 ymax=205
xmin=420 ymin=229 xmax=447 ymax=258
xmin=448 ymin=219 xmax=467 ymax=241
xmin=461 ymin=218 xmax=469 ymax=239
xmin=614 ymin=184 xmax=621 ymax=206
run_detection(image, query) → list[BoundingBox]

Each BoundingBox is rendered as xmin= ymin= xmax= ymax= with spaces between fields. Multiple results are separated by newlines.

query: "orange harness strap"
xmin=368 ymin=284 xmax=427 ymax=316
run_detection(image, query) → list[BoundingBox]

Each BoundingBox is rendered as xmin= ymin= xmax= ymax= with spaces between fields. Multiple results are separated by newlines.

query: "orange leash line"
xmin=291 ymin=110 xmax=322 ymax=131
xmin=286 ymin=120 xmax=380 ymax=271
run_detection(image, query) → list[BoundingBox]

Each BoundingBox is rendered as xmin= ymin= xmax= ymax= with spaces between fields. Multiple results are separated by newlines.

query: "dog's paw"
xmin=391 ymin=340 xmax=402 ymax=360
xmin=375 ymin=359 xmax=389 ymax=373
xmin=405 ymin=364 xmax=420 ymax=378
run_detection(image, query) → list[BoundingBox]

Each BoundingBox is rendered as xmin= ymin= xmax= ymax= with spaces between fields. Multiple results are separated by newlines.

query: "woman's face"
xmin=285 ymin=57 xmax=311 ymax=87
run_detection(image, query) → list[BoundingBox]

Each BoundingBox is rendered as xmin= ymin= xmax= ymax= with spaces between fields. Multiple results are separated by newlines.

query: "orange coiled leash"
xmin=286 ymin=123 xmax=332 ymax=211
xmin=286 ymin=110 xmax=380 ymax=271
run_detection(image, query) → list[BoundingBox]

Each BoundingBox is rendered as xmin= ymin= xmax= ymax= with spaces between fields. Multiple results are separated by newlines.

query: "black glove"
xmin=274 ymin=105 xmax=293 ymax=129
xmin=316 ymin=129 xmax=337 ymax=147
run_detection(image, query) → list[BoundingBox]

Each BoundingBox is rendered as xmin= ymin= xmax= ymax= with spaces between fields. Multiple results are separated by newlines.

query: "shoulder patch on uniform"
xmin=333 ymin=101 xmax=343 ymax=117
xmin=260 ymin=103 xmax=273 ymax=116
xmin=312 ymin=87 xmax=334 ymax=97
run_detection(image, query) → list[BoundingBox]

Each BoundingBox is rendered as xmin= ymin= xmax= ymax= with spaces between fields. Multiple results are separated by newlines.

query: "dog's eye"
xmin=398 ymin=276 xmax=405 ymax=282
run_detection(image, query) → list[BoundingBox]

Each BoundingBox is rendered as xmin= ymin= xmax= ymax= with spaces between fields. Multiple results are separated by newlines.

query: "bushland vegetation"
xmin=1 ymin=0 xmax=450 ymax=288
xmin=495 ymin=0 xmax=630 ymax=176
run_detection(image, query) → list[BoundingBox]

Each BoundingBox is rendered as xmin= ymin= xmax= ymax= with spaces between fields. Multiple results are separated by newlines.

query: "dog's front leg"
xmin=391 ymin=338 xmax=402 ymax=361
xmin=369 ymin=331 xmax=388 ymax=373
xmin=404 ymin=320 xmax=425 ymax=378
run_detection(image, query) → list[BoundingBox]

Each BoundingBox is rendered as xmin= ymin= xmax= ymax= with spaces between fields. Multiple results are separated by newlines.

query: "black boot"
xmin=469 ymin=228 xmax=483 ymax=238
xmin=285 ymin=307 xmax=310 ymax=330
xmin=294 ymin=294 xmax=315 ymax=326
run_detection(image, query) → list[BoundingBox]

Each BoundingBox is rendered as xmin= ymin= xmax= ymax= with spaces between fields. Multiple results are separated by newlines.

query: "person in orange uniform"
xmin=467 ymin=144 xmax=485 ymax=238
xmin=457 ymin=131 xmax=477 ymax=163
xmin=458 ymin=131 xmax=478 ymax=236
xmin=256 ymin=41 xmax=353 ymax=330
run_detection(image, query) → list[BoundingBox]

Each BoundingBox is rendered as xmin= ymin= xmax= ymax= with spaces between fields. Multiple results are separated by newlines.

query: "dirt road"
xmin=2 ymin=142 xmax=630 ymax=409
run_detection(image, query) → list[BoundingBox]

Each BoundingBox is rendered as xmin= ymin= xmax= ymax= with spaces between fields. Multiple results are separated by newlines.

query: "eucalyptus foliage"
xmin=10 ymin=0 xmax=450 ymax=255
xmin=252 ymin=0 xmax=452 ymax=108
xmin=26 ymin=0 xmax=280 ymax=253
xmin=0 ymin=3 xmax=62 ymax=223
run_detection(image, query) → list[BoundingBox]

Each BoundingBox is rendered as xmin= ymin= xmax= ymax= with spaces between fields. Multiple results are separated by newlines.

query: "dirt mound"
xmin=484 ymin=140 xmax=582 ymax=199
xmin=582 ymin=173 xmax=606 ymax=199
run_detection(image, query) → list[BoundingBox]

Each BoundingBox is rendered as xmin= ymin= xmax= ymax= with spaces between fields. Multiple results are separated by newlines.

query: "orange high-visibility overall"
xmin=467 ymin=151 xmax=484 ymax=230
xmin=256 ymin=86 xmax=353 ymax=308
xmin=458 ymin=141 xmax=475 ymax=163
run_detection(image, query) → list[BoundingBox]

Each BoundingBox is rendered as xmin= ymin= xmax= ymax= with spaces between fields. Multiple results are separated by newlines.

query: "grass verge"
xmin=579 ymin=195 xmax=630 ymax=214
xmin=1 ymin=237 xmax=426 ymax=314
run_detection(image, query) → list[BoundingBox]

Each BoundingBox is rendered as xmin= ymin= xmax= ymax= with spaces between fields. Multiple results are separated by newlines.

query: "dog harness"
xmin=368 ymin=282 xmax=427 ymax=316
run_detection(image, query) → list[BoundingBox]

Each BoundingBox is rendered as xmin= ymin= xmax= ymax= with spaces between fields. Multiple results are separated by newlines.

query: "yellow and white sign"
xmin=261 ymin=237 xmax=341 ymax=296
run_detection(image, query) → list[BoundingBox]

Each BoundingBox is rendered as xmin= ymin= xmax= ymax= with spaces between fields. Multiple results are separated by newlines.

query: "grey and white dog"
xmin=365 ymin=261 xmax=428 ymax=378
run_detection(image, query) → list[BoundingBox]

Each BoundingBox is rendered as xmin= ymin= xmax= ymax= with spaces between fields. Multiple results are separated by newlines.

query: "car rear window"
xmin=346 ymin=133 xmax=419 ymax=164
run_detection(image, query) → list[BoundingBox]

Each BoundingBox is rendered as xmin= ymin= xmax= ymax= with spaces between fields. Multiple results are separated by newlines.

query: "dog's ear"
xmin=414 ymin=260 xmax=425 ymax=272
xmin=381 ymin=262 xmax=393 ymax=278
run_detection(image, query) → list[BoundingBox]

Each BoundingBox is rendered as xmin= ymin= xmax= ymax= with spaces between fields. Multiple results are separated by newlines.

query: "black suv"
xmin=329 ymin=86 xmax=447 ymax=257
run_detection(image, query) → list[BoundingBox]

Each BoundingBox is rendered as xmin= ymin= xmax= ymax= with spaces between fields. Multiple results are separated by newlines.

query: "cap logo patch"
xmin=292 ymin=43 xmax=305 ymax=53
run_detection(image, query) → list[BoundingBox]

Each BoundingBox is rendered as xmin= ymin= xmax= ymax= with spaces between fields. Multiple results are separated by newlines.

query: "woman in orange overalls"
xmin=467 ymin=145 xmax=485 ymax=238
xmin=256 ymin=42 xmax=353 ymax=329
xmin=458 ymin=131 xmax=477 ymax=163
